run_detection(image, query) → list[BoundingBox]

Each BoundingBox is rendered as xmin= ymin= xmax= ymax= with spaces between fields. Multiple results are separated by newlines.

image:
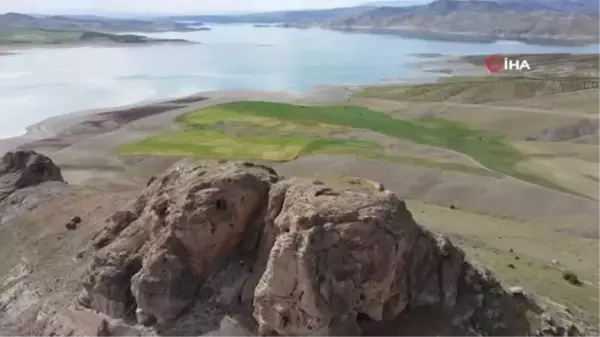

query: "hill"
xmin=493 ymin=0 xmax=600 ymax=12
xmin=323 ymin=0 xmax=599 ymax=44
xmin=367 ymin=0 xmax=600 ymax=12
xmin=168 ymin=6 xmax=375 ymax=24
xmin=181 ymin=0 xmax=599 ymax=44
xmin=0 ymin=12 xmax=206 ymax=33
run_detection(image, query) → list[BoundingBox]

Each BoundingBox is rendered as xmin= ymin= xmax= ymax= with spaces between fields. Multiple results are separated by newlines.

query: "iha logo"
xmin=485 ymin=55 xmax=531 ymax=73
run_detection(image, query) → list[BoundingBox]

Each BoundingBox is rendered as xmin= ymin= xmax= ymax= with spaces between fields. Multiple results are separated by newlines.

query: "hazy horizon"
xmin=0 ymin=0 xmax=429 ymax=16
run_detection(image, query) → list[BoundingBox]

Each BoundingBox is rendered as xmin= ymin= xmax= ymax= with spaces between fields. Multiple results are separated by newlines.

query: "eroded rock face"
xmin=0 ymin=150 xmax=64 ymax=201
xmin=82 ymin=161 xmax=278 ymax=323
xmin=77 ymin=161 xmax=582 ymax=336
xmin=252 ymin=182 xmax=465 ymax=335
xmin=0 ymin=151 xmax=68 ymax=227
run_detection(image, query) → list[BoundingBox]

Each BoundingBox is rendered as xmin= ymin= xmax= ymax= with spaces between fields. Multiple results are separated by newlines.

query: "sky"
xmin=0 ymin=0 xmax=422 ymax=15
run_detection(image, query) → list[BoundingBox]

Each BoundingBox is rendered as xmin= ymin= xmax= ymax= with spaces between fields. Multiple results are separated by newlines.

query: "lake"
xmin=0 ymin=24 xmax=598 ymax=138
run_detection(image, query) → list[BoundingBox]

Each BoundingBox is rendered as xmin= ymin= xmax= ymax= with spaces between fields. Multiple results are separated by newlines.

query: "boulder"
xmin=0 ymin=150 xmax=64 ymax=201
xmin=0 ymin=151 xmax=67 ymax=227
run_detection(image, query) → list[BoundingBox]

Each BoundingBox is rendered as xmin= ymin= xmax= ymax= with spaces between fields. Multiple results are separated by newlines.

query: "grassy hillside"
xmin=0 ymin=12 xmax=201 ymax=33
xmin=118 ymin=101 xmax=580 ymax=194
xmin=118 ymin=103 xmax=494 ymax=175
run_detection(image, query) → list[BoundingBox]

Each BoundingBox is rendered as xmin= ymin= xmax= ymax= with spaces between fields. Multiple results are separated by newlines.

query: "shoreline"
xmin=0 ymin=86 xmax=353 ymax=154
xmin=0 ymin=51 xmax=596 ymax=154
xmin=290 ymin=25 xmax=600 ymax=47
xmin=0 ymin=53 xmax=453 ymax=152
xmin=11 ymin=46 xmax=584 ymax=153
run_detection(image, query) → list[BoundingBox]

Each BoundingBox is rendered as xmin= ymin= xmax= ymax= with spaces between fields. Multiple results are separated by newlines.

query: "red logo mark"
xmin=485 ymin=55 xmax=503 ymax=73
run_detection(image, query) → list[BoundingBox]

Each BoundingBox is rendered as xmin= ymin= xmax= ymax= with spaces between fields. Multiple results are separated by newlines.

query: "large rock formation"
xmin=252 ymin=180 xmax=465 ymax=335
xmin=0 ymin=150 xmax=68 ymax=227
xmin=70 ymin=161 xmax=583 ymax=336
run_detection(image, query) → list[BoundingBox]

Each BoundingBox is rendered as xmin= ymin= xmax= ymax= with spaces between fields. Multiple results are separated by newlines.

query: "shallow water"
xmin=0 ymin=24 xmax=598 ymax=138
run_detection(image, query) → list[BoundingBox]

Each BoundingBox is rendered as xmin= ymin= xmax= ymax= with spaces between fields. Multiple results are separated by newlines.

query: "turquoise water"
xmin=0 ymin=24 xmax=598 ymax=138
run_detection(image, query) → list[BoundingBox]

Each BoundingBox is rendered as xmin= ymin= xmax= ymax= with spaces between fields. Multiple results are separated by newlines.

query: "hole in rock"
xmin=357 ymin=312 xmax=373 ymax=324
xmin=282 ymin=315 xmax=290 ymax=327
xmin=216 ymin=199 xmax=227 ymax=211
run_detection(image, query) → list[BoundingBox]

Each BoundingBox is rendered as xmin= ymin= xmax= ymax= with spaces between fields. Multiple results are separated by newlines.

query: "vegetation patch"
xmin=118 ymin=129 xmax=379 ymax=161
xmin=563 ymin=270 xmax=583 ymax=286
xmin=201 ymin=101 xmax=522 ymax=172
xmin=120 ymin=101 xmax=575 ymax=191
xmin=0 ymin=28 xmax=80 ymax=44
xmin=357 ymin=75 xmax=599 ymax=104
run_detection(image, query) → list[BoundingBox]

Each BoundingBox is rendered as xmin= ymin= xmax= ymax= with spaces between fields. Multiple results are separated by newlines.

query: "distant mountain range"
xmin=323 ymin=0 xmax=599 ymax=44
xmin=0 ymin=0 xmax=598 ymax=45
xmin=0 ymin=12 xmax=204 ymax=33
xmin=488 ymin=0 xmax=599 ymax=12
xmin=168 ymin=6 xmax=374 ymax=24
xmin=173 ymin=0 xmax=598 ymax=44
xmin=364 ymin=0 xmax=430 ymax=7
xmin=0 ymin=12 xmax=204 ymax=46
xmin=169 ymin=0 xmax=600 ymax=23
xmin=365 ymin=0 xmax=599 ymax=12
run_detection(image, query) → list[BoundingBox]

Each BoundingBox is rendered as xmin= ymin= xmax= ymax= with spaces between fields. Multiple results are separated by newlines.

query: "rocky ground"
xmin=0 ymin=150 xmax=593 ymax=336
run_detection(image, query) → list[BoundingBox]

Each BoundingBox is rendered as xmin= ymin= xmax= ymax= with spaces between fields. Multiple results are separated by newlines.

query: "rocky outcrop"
xmin=81 ymin=161 xmax=278 ymax=324
xmin=252 ymin=181 xmax=465 ymax=335
xmin=0 ymin=150 xmax=67 ymax=226
xmin=0 ymin=150 xmax=64 ymax=201
xmin=74 ymin=161 xmax=585 ymax=336
xmin=537 ymin=313 xmax=582 ymax=336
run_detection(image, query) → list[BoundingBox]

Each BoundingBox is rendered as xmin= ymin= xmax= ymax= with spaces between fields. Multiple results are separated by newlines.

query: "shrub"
xmin=562 ymin=270 xmax=582 ymax=286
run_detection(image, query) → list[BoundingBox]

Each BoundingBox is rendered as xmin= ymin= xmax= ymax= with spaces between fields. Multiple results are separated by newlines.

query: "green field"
xmin=192 ymin=101 xmax=520 ymax=169
xmin=118 ymin=101 xmax=576 ymax=190
xmin=118 ymin=129 xmax=381 ymax=161
xmin=119 ymin=109 xmax=490 ymax=175
xmin=0 ymin=29 xmax=81 ymax=44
